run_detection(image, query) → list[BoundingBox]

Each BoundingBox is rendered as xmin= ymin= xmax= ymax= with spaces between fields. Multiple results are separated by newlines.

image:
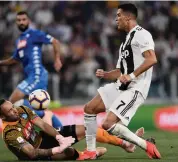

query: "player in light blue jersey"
xmin=0 ymin=11 xmax=62 ymax=106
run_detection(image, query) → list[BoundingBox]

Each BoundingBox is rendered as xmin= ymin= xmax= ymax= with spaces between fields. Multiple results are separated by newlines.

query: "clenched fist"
xmin=96 ymin=69 xmax=106 ymax=78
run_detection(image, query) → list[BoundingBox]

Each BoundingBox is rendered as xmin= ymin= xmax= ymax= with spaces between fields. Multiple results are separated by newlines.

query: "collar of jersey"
xmin=21 ymin=28 xmax=31 ymax=35
xmin=2 ymin=120 xmax=19 ymax=130
xmin=127 ymin=25 xmax=139 ymax=35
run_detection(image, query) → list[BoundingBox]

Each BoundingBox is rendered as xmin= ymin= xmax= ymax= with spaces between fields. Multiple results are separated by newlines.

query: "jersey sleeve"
xmin=32 ymin=30 xmax=54 ymax=44
xmin=5 ymin=130 xmax=29 ymax=151
xmin=135 ymin=30 xmax=155 ymax=53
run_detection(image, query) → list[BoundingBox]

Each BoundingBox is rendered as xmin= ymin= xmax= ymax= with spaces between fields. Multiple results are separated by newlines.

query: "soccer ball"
xmin=29 ymin=89 xmax=51 ymax=110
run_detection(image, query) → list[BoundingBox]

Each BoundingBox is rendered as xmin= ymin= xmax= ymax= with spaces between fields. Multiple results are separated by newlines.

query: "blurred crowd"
xmin=0 ymin=1 xmax=178 ymax=99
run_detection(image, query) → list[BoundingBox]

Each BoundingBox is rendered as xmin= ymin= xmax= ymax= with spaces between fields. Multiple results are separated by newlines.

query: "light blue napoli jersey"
xmin=12 ymin=28 xmax=54 ymax=94
xmin=12 ymin=28 xmax=53 ymax=79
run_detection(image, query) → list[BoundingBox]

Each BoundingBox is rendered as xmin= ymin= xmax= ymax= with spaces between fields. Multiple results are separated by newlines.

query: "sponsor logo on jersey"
xmin=17 ymin=137 xmax=25 ymax=143
xmin=23 ymin=122 xmax=33 ymax=139
xmin=121 ymin=50 xmax=129 ymax=59
xmin=154 ymin=106 xmax=178 ymax=132
xmin=17 ymin=40 xmax=27 ymax=49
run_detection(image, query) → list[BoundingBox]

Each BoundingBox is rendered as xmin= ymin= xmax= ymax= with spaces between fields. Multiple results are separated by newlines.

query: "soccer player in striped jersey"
xmin=79 ymin=3 xmax=161 ymax=160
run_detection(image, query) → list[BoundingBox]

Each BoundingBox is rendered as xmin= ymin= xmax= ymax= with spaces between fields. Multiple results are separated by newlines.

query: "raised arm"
xmin=32 ymin=30 xmax=62 ymax=72
xmin=52 ymin=39 xmax=62 ymax=72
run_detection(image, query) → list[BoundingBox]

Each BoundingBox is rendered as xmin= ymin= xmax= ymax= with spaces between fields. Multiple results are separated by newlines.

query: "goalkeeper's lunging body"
xmin=0 ymin=99 xmax=106 ymax=160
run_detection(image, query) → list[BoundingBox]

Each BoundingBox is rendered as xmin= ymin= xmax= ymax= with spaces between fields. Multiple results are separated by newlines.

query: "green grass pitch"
xmin=0 ymin=130 xmax=177 ymax=162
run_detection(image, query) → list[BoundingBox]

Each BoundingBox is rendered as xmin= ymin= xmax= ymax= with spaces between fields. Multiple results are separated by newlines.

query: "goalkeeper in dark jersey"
xmin=0 ymin=99 xmax=106 ymax=160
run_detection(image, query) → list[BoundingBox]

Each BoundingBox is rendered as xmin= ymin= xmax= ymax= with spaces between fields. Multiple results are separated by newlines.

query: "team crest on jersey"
xmin=17 ymin=40 xmax=27 ymax=49
xmin=21 ymin=113 xmax=28 ymax=119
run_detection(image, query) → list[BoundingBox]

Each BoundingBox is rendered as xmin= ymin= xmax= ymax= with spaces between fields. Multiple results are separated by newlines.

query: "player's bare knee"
xmin=102 ymin=112 xmax=120 ymax=130
xmin=84 ymin=104 xmax=90 ymax=113
xmin=102 ymin=120 xmax=115 ymax=131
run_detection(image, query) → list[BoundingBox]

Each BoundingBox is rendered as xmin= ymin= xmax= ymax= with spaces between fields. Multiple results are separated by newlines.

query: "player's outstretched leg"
xmin=102 ymin=90 xmax=161 ymax=160
xmin=96 ymin=127 xmax=144 ymax=153
xmin=105 ymin=120 xmax=161 ymax=159
xmin=121 ymin=127 xmax=145 ymax=153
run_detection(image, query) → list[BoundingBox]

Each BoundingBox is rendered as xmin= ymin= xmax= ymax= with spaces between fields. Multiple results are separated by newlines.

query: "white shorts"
xmin=98 ymin=83 xmax=144 ymax=126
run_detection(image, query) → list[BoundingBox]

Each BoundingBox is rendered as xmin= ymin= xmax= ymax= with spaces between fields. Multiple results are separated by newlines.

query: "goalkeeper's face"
xmin=16 ymin=14 xmax=29 ymax=32
xmin=0 ymin=101 xmax=20 ymax=122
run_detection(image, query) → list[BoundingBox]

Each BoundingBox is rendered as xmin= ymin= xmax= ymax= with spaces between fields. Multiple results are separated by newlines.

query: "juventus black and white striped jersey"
xmin=116 ymin=25 xmax=155 ymax=99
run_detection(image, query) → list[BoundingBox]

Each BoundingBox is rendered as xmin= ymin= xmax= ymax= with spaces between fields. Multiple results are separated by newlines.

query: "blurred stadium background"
xmin=1 ymin=1 xmax=178 ymax=103
xmin=0 ymin=1 xmax=178 ymax=161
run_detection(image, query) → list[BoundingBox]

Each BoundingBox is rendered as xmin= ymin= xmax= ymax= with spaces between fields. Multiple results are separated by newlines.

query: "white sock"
xmin=107 ymin=122 xmax=147 ymax=150
xmin=84 ymin=113 xmax=97 ymax=151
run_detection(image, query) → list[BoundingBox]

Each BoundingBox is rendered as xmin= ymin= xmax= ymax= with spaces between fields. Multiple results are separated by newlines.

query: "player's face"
xmin=16 ymin=14 xmax=29 ymax=32
xmin=1 ymin=101 xmax=20 ymax=122
xmin=116 ymin=9 xmax=128 ymax=31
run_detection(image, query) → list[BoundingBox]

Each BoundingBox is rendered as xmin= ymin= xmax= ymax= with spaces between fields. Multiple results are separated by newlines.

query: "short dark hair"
xmin=118 ymin=3 xmax=138 ymax=18
xmin=0 ymin=99 xmax=6 ymax=115
xmin=17 ymin=11 xmax=29 ymax=17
